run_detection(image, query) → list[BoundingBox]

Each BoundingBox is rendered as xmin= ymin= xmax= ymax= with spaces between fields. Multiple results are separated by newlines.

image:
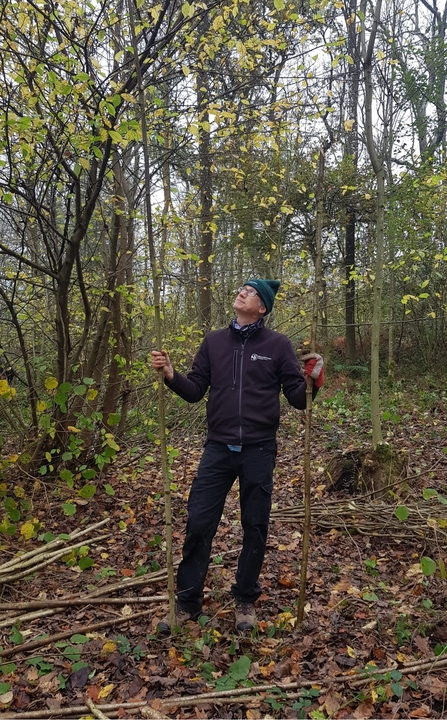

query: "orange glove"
xmin=301 ymin=353 xmax=324 ymax=388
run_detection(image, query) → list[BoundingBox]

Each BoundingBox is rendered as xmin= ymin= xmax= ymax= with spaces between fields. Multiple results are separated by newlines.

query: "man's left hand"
xmin=301 ymin=353 xmax=324 ymax=388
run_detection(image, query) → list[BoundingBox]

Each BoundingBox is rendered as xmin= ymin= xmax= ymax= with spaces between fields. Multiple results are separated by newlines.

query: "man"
xmin=151 ymin=279 xmax=324 ymax=633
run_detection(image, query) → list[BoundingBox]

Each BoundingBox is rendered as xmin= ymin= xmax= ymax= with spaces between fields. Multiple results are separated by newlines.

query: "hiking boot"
xmin=235 ymin=602 xmax=257 ymax=631
xmin=157 ymin=604 xmax=199 ymax=635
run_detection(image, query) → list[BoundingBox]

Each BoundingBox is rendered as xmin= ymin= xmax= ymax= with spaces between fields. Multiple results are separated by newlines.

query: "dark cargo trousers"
xmin=176 ymin=440 xmax=277 ymax=615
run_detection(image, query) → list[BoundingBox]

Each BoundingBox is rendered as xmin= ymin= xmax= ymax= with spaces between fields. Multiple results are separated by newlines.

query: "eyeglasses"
xmin=237 ymin=286 xmax=259 ymax=297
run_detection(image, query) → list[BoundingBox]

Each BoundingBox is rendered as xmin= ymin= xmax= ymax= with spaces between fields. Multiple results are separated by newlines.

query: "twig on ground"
xmin=0 ymin=608 xmax=156 ymax=659
xmin=0 ymin=701 xmax=149 ymax=719
xmin=86 ymin=698 xmax=111 ymax=720
xmin=0 ymin=533 xmax=112 ymax=584
xmin=0 ymin=519 xmax=110 ymax=573
xmin=0 ymin=594 xmax=171 ymax=611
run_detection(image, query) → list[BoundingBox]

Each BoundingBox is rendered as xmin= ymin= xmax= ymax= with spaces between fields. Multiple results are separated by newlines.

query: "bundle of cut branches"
xmin=271 ymin=498 xmax=447 ymax=545
xmin=0 ymin=518 xmax=111 ymax=586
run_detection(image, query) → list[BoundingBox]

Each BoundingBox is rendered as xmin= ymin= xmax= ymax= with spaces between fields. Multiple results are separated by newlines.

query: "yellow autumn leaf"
xmin=67 ymin=426 xmax=81 ymax=433
xmin=168 ymin=647 xmax=177 ymax=660
xmin=45 ymin=376 xmax=58 ymax=391
xmin=97 ymin=683 xmax=115 ymax=699
xmin=260 ymin=661 xmax=275 ymax=677
xmin=87 ymin=388 xmax=98 ymax=401
xmin=13 ymin=486 xmax=25 ymax=497
xmin=20 ymin=520 xmax=38 ymax=540
xmin=102 ymin=640 xmax=117 ymax=654
xmin=344 ymin=118 xmax=355 ymax=132
xmin=9 ymin=454 xmax=19 ymax=463
xmin=37 ymin=400 xmax=47 ymax=412
xmin=347 ymin=645 xmax=357 ymax=658
xmin=0 ymin=379 xmax=10 ymax=395
xmin=397 ymin=651 xmax=410 ymax=663
xmin=275 ymin=611 xmax=297 ymax=628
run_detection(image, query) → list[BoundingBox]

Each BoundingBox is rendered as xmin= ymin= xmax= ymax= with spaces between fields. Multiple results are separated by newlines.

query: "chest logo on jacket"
xmin=251 ymin=354 xmax=271 ymax=361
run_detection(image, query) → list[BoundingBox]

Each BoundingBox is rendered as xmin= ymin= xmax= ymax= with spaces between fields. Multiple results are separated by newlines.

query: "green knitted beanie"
xmin=244 ymin=278 xmax=280 ymax=315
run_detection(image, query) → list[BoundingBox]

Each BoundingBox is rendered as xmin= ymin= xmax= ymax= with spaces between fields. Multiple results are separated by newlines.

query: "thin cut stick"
xmin=0 ymin=608 xmax=156 ymax=659
xmin=0 ymin=594 xmax=170 ymax=611
xmin=0 ymin=519 xmax=110 ymax=572
xmin=86 ymin=698 xmax=110 ymax=720
xmin=0 ymin=533 xmax=111 ymax=583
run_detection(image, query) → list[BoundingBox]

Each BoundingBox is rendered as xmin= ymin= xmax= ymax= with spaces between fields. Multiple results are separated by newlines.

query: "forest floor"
xmin=1 ymin=377 xmax=447 ymax=719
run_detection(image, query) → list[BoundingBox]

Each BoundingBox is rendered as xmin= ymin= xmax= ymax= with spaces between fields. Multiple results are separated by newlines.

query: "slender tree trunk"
xmin=344 ymin=0 xmax=361 ymax=364
xmin=363 ymin=0 xmax=384 ymax=447
xmin=297 ymin=147 xmax=325 ymax=626
xmin=197 ymin=14 xmax=213 ymax=331
xmin=127 ymin=0 xmax=176 ymax=630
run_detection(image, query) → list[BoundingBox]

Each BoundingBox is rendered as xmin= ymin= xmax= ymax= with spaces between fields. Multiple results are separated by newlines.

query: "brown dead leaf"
xmin=38 ymin=670 xmax=59 ymax=694
xmin=246 ymin=710 xmax=261 ymax=719
xmin=352 ymin=701 xmax=375 ymax=718
xmin=412 ymin=634 xmax=431 ymax=655
xmin=194 ymin=706 xmax=208 ymax=719
xmin=323 ymin=690 xmax=342 ymax=715
xmin=86 ymin=685 xmax=100 ymax=702
xmin=421 ymin=674 xmax=446 ymax=701
xmin=408 ymin=705 xmax=431 ymax=717
xmin=278 ymin=573 xmax=296 ymax=587
xmin=25 ymin=666 xmax=39 ymax=685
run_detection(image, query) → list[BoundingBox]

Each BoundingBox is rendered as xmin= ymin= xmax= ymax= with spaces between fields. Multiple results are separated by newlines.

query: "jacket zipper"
xmin=232 ymin=349 xmax=238 ymax=390
xmin=238 ymin=338 xmax=247 ymax=444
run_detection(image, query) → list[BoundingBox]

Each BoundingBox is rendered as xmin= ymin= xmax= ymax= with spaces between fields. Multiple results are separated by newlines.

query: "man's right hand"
xmin=151 ymin=350 xmax=174 ymax=382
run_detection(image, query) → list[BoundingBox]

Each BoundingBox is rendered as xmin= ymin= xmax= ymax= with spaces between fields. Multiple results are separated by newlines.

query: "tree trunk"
xmin=363 ymin=0 xmax=384 ymax=447
xmin=197 ymin=15 xmax=213 ymax=332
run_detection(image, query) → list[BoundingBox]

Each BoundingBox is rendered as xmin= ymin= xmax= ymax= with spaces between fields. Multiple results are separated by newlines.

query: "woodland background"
xmin=1 ymin=0 xmax=447 ymax=717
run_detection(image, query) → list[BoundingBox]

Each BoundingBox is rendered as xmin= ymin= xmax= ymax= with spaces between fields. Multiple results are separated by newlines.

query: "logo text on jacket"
xmin=251 ymin=353 xmax=271 ymax=361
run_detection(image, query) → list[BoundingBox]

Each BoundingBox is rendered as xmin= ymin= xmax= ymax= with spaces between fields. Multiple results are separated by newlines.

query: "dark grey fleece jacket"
xmin=166 ymin=322 xmax=310 ymax=445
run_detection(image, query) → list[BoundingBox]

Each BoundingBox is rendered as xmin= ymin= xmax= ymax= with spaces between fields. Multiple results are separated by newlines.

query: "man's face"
xmin=233 ymin=285 xmax=266 ymax=317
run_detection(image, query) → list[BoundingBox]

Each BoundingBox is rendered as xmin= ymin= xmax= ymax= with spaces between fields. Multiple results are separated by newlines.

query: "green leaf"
xmin=104 ymin=484 xmax=115 ymax=496
xmin=60 ymin=469 xmax=73 ymax=482
xmin=0 ymin=681 xmax=11 ymax=694
xmin=71 ymin=661 xmax=90 ymax=672
xmin=274 ymin=0 xmax=285 ymax=8
xmin=10 ymin=626 xmax=24 ymax=644
xmin=362 ymin=591 xmax=378 ymax=602
xmin=422 ymin=488 xmax=438 ymax=500
xmin=78 ymin=556 xmax=94 ymax=570
xmin=59 ymin=382 xmax=72 ymax=393
xmin=0 ymin=662 xmax=16 ymax=674
xmin=394 ymin=505 xmax=409 ymax=521
xmin=228 ymin=655 xmax=251 ymax=680
xmin=79 ymin=484 xmax=96 ymax=499
xmin=73 ymin=384 xmax=87 ymax=395
xmin=70 ymin=634 xmax=89 ymax=644
xmin=62 ymin=645 xmax=80 ymax=662
xmin=421 ymin=556 xmax=437 ymax=576
xmin=62 ymin=503 xmax=76 ymax=516
xmin=391 ymin=682 xmax=403 ymax=698
xmin=82 ymin=469 xmax=96 ymax=480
